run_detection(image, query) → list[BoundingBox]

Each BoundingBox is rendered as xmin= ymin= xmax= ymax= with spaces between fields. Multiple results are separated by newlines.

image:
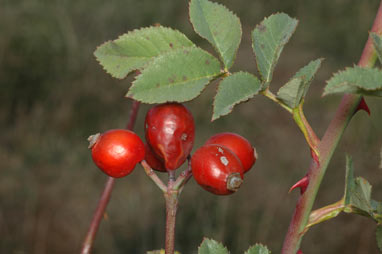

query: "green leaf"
xmin=276 ymin=59 xmax=322 ymax=109
xmin=372 ymin=200 xmax=382 ymax=215
xmin=94 ymin=26 xmax=195 ymax=79
xmin=292 ymin=58 xmax=323 ymax=97
xmin=343 ymin=155 xmax=356 ymax=206
xmin=377 ymin=225 xmax=382 ymax=252
xmin=127 ymin=47 xmax=221 ymax=103
xmin=276 ymin=78 xmax=304 ymax=109
xmin=343 ymin=156 xmax=373 ymax=216
xmin=198 ymin=238 xmax=229 ymax=254
xmin=371 ymin=32 xmax=382 ymax=65
xmin=189 ymin=0 xmax=242 ymax=69
xmin=252 ymin=13 xmax=298 ymax=86
xmin=244 ymin=244 xmax=271 ymax=254
xmin=351 ymin=177 xmax=373 ymax=215
xmin=323 ymin=66 xmax=382 ymax=97
xmin=212 ymin=72 xmax=261 ymax=121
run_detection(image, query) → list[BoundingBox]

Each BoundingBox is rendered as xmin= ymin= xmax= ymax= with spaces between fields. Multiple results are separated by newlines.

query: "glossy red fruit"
xmin=191 ymin=144 xmax=244 ymax=195
xmin=88 ymin=129 xmax=145 ymax=178
xmin=145 ymin=103 xmax=195 ymax=171
xmin=144 ymin=143 xmax=166 ymax=172
xmin=205 ymin=132 xmax=256 ymax=173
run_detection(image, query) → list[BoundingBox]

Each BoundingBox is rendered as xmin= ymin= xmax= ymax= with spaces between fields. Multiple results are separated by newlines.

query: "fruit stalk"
xmin=164 ymin=189 xmax=179 ymax=254
xmin=281 ymin=2 xmax=382 ymax=253
xmin=81 ymin=100 xmax=141 ymax=254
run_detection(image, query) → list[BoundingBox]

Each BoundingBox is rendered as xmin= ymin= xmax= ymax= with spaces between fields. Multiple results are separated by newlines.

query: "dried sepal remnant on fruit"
xmin=191 ymin=144 xmax=244 ymax=195
xmin=89 ymin=129 xmax=145 ymax=178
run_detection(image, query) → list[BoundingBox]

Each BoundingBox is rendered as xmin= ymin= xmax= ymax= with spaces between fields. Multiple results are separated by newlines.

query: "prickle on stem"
xmin=289 ymin=175 xmax=309 ymax=195
xmin=354 ymin=97 xmax=371 ymax=116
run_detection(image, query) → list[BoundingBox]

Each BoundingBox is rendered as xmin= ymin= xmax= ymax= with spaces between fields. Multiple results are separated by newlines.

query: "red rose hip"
xmin=145 ymin=103 xmax=195 ymax=171
xmin=191 ymin=144 xmax=244 ymax=195
xmin=144 ymin=143 xmax=166 ymax=172
xmin=205 ymin=132 xmax=256 ymax=173
xmin=88 ymin=129 xmax=145 ymax=178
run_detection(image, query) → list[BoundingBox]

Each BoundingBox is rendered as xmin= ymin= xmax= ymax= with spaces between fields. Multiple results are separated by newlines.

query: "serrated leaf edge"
xmin=212 ymin=71 xmax=261 ymax=121
xmin=189 ymin=0 xmax=242 ymax=69
xmin=244 ymin=243 xmax=271 ymax=254
xmin=323 ymin=66 xmax=382 ymax=96
xmin=126 ymin=46 xmax=222 ymax=103
xmin=251 ymin=12 xmax=299 ymax=85
xmin=198 ymin=237 xmax=230 ymax=253
xmin=94 ymin=26 xmax=195 ymax=79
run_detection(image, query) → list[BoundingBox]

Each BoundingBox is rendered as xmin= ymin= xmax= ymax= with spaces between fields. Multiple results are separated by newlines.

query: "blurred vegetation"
xmin=0 ymin=0 xmax=381 ymax=253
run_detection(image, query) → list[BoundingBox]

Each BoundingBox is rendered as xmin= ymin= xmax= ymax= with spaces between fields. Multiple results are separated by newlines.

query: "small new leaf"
xmin=189 ymin=0 xmax=242 ymax=69
xmin=252 ymin=13 xmax=298 ymax=86
xmin=198 ymin=238 xmax=229 ymax=254
xmin=292 ymin=58 xmax=323 ymax=98
xmin=127 ymin=47 xmax=221 ymax=103
xmin=371 ymin=32 xmax=382 ymax=65
xmin=351 ymin=177 xmax=373 ymax=215
xmin=343 ymin=155 xmax=355 ymax=206
xmin=377 ymin=225 xmax=382 ymax=252
xmin=276 ymin=78 xmax=304 ymax=109
xmin=94 ymin=26 xmax=194 ymax=79
xmin=323 ymin=66 xmax=382 ymax=96
xmin=213 ymin=72 xmax=261 ymax=121
xmin=343 ymin=156 xmax=373 ymax=217
xmin=244 ymin=244 xmax=271 ymax=254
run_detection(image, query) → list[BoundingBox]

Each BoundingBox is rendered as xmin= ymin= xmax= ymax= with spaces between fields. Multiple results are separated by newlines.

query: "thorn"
xmin=289 ymin=175 xmax=309 ymax=195
xmin=103 ymin=212 xmax=109 ymax=221
xmin=310 ymin=148 xmax=320 ymax=166
xmin=355 ymin=97 xmax=371 ymax=116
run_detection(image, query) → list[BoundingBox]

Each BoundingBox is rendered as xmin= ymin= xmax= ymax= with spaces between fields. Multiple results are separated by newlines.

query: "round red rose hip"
xmin=89 ymin=129 xmax=145 ymax=178
xmin=191 ymin=144 xmax=244 ymax=195
xmin=205 ymin=132 xmax=256 ymax=173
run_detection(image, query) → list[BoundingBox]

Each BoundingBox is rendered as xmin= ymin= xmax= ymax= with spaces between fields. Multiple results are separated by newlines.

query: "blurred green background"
xmin=1 ymin=0 xmax=381 ymax=253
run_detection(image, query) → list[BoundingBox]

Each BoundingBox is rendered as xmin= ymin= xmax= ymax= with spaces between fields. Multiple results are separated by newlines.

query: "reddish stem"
xmin=164 ymin=190 xmax=178 ymax=254
xmin=81 ymin=100 xmax=141 ymax=254
xmin=281 ymin=2 xmax=382 ymax=253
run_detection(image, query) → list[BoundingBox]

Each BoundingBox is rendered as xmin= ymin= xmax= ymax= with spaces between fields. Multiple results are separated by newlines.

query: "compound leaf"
xmin=371 ymin=32 xmax=382 ymax=65
xmin=252 ymin=13 xmax=298 ymax=86
xmin=94 ymin=26 xmax=195 ymax=79
xmin=127 ymin=47 xmax=221 ymax=103
xmin=198 ymin=238 xmax=229 ymax=254
xmin=323 ymin=66 xmax=382 ymax=96
xmin=213 ymin=72 xmax=261 ymax=121
xmin=244 ymin=244 xmax=271 ymax=254
xmin=189 ymin=0 xmax=242 ymax=69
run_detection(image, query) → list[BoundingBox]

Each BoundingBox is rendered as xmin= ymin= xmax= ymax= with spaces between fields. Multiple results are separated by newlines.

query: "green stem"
xmin=261 ymin=88 xmax=293 ymax=113
xmin=281 ymin=2 xmax=382 ymax=252
xmin=292 ymin=103 xmax=320 ymax=157
xmin=141 ymin=160 xmax=167 ymax=193
xmin=304 ymin=199 xmax=345 ymax=234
